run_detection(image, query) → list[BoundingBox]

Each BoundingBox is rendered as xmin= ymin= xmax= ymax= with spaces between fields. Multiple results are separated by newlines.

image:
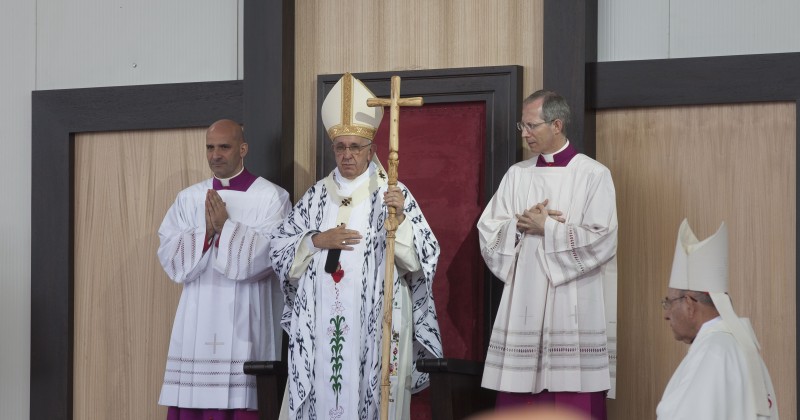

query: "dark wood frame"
xmin=316 ymin=66 xmax=523 ymax=346
xmin=590 ymin=53 xmax=800 ymax=108
xmin=31 ymin=81 xmax=243 ymax=420
xmin=244 ymin=0 xmax=295 ymax=194
xmin=29 ymin=0 xmax=293 ymax=418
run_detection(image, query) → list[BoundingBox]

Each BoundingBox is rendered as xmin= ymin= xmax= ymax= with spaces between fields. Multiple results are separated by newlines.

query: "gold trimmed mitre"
xmin=321 ymin=72 xmax=384 ymax=141
xmin=669 ymin=218 xmax=728 ymax=293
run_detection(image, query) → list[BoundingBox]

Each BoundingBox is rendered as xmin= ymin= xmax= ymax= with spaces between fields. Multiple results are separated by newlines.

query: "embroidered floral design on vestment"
xmin=328 ymin=262 xmax=348 ymax=418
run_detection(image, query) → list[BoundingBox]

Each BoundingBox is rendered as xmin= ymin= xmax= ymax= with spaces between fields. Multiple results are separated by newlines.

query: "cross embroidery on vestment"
xmin=204 ymin=333 xmax=225 ymax=354
xmin=520 ymin=306 xmax=536 ymax=326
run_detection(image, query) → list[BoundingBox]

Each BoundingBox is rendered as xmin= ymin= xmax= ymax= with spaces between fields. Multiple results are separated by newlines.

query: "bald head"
xmin=207 ymin=119 xmax=245 ymax=144
xmin=206 ymin=119 xmax=248 ymax=178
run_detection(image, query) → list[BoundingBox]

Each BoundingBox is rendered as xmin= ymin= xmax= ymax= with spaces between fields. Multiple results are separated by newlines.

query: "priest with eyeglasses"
xmin=477 ymin=90 xmax=618 ymax=419
xmin=657 ymin=219 xmax=779 ymax=419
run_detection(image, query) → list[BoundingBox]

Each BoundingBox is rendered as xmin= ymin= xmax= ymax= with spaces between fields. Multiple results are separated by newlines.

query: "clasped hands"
xmin=516 ymin=198 xmax=566 ymax=236
xmin=205 ymin=189 xmax=228 ymax=240
xmin=312 ymin=186 xmax=405 ymax=250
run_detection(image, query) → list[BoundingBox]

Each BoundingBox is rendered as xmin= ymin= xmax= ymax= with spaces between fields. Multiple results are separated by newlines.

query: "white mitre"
xmin=668 ymin=218 xmax=771 ymax=416
xmin=321 ymin=72 xmax=384 ymax=141
xmin=668 ymin=219 xmax=728 ymax=293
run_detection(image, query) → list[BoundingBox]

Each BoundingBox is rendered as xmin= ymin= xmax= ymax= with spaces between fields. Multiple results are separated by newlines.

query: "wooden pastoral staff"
xmin=366 ymin=75 xmax=424 ymax=420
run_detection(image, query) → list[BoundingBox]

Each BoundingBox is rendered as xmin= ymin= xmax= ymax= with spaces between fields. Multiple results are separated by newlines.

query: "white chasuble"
xmin=158 ymin=176 xmax=291 ymax=409
xmin=270 ymin=162 xmax=442 ymax=420
xmin=478 ymin=155 xmax=618 ymax=397
xmin=657 ymin=318 xmax=779 ymax=420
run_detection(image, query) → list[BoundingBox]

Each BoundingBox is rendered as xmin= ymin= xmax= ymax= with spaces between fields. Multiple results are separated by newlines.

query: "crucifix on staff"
xmin=368 ymin=76 xmax=423 ymax=420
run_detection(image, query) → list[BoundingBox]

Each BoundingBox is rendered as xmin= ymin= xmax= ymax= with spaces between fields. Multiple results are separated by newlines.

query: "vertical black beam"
xmin=30 ymin=99 xmax=74 ymax=420
xmin=543 ymin=0 xmax=597 ymax=157
xmin=243 ymin=0 xmax=295 ymax=197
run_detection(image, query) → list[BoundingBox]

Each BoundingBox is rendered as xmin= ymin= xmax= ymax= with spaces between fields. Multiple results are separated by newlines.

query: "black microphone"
xmin=324 ymin=249 xmax=341 ymax=273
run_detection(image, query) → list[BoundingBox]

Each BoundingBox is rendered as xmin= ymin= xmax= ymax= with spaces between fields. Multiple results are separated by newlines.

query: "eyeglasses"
xmin=333 ymin=142 xmax=372 ymax=155
xmin=517 ymin=120 xmax=553 ymax=133
xmin=660 ymin=295 xmax=696 ymax=310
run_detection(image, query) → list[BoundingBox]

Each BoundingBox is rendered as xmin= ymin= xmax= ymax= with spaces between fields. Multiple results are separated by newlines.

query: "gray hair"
xmin=523 ymin=90 xmax=571 ymax=134
xmin=684 ymin=290 xmax=716 ymax=307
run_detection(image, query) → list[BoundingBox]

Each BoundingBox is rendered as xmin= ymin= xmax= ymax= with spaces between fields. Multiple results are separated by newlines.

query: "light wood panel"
xmin=73 ymin=128 xmax=208 ymax=419
xmin=294 ymin=0 xmax=543 ymax=195
xmin=597 ymin=102 xmax=796 ymax=420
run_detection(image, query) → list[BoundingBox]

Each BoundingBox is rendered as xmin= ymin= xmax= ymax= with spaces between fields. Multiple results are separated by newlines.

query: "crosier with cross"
xmin=366 ymin=75 xmax=423 ymax=420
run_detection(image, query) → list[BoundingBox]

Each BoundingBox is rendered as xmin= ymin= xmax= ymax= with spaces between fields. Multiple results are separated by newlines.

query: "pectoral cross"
xmin=205 ymin=333 xmax=225 ymax=354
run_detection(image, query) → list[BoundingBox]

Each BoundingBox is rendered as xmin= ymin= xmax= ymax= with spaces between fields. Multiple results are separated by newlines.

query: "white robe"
xmin=657 ymin=317 xmax=779 ymax=420
xmin=157 ymin=176 xmax=291 ymax=409
xmin=270 ymin=163 xmax=443 ymax=420
xmin=478 ymin=155 xmax=618 ymax=397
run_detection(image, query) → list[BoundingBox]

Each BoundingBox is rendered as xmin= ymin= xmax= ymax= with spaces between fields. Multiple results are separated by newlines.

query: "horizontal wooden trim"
xmin=590 ymin=52 xmax=800 ymax=109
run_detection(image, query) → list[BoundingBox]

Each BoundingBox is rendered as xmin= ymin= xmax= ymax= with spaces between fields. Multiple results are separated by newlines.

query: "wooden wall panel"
xmin=597 ymin=103 xmax=796 ymax=420
xmin=73 ymin=128 xmax=208 ymax=419
xmin=294 ymin=0 xmax=543 ymax=195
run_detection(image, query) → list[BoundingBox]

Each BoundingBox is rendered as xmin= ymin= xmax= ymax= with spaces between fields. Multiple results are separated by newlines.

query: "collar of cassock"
xmin=212 ymin=167 xmax=257 ymax=191
xmin=536 ymin=140 xmax=577 ymax=167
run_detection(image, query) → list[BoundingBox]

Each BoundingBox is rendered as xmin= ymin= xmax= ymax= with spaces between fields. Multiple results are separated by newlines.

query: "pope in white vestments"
xmin=478 ymin=90 xmax=617 ymax=419
xmin=657 ymin=219 xmax=779 ymax=420
xmin=269 ymin=73 xmax=443 ymax=420
xmin=157 ymin=120 xmax=291 ymax=417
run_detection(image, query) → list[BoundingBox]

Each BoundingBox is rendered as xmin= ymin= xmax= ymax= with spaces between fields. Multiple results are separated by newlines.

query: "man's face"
xmin=206 ymin=124 xmax=247 ymax=179
xmin=662 ymin=288 xmax=696 ymax=344
xmin=520 ymin=99 xmax=561 ymax=155
xmin=333 ymin=135 xmax=374 ymax=180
